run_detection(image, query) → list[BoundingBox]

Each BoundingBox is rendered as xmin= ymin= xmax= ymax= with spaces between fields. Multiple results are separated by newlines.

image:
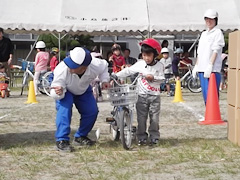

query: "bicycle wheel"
xmin=119 ymin=108 xmax=132 ymax=150
xmin=187 ymin=76 xmax=201 ymax=93
xmin=41 ymin=72 xmax=53 ymax=96
xmin=21 ymin=72 xmax=29 ymax=95
xmin=92 ymin=83 xmax=99 ymax=101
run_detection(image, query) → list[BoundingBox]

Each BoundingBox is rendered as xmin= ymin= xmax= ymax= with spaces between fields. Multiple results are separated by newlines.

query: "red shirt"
xmin=112 ymin=54 xmax=126 ymax=73
xmin=50 ymin=56 xmax=59 ymax=71
xmin=179 ymin=57 xmax=192 ymax=67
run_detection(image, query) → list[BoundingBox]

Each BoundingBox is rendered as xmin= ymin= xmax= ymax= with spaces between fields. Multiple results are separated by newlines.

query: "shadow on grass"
xmin=0 ymin=130 xmax=55 ymax=149
xmin=0 ymin=129 xmax=229 ymax=151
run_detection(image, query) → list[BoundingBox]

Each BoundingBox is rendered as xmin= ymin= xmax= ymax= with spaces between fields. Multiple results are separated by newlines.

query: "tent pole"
xmin=51 ymin=32 xmax=68 ymax=61
xmin=25 ymin=35 xmax=39 ymax=61
xmin=58 ymin=33 xmax=61 ymax=61
xmin=188 ymin=34 xmax=200 ymax=53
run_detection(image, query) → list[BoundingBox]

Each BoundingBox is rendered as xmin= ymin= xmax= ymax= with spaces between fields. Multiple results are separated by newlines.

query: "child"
xmin=172 ymin=48 xmax=183 ymax=80
xmin=50 ymin=47 xmax=59 ymax=71
xmin=34 ymin=41 xmax=49 ymax=95
xmin=50 ymin=47 xmax=110 ymax=152
xmin=109 ymin=44 xmax=126 ymax=73
xmin=160 ymin=47 xmax=173 ymax=96
xmin=115 ymin=38 xmax=165 ymax=146
xmin=0 ymin=63 xmax=10 ymax=96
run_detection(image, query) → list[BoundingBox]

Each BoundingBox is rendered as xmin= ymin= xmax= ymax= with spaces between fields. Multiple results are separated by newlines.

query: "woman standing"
xmin=192 ymin=9 xmax=225 ymax=105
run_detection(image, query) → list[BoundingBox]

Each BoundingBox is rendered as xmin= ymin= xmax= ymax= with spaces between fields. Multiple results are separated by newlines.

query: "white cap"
xmin=161 ymin=47 xmax=169 ymax=54
xmin=64 ymin=47 xmax=92 ymax=69
xmin=204 ymin=9 xmax=218 ymax=19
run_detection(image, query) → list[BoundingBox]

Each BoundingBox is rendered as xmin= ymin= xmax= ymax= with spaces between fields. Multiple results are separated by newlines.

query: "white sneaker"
xmin=198 ymin=117 xmax=205 ymax=122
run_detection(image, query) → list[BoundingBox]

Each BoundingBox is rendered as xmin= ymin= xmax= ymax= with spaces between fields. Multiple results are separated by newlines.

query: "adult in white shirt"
xmin=192 ymin=9 xmax=225 ymax=105
xmin=50 ymin=47 xmax=110 ymax=152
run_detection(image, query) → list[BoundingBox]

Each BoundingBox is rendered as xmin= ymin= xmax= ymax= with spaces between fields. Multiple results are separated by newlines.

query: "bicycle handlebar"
xmin=110 ymin=73 xmax=142 ymax=87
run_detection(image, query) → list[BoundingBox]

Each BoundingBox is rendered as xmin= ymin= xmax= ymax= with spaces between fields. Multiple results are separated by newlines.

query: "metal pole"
xmin=25 ymin=35 xmax=39 ymax=61
xmin=58 ymin=33 xmax=61 ymax=61
xmin=188 ymin=34 xmax=200 ymax=53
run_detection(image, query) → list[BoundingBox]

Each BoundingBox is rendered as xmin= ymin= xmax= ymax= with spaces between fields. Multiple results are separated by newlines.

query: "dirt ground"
xmin=0 ymin=88 xmax=240 ymax=180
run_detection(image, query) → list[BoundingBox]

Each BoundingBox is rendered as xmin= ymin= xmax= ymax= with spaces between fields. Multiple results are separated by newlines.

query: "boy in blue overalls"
xmin=50 ymin=47 xmax=110 ymax=152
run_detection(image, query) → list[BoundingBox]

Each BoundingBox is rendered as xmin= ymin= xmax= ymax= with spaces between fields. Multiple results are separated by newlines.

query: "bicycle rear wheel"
xmin=21 ymin=72 xmax=29 ymax=95
xmin=187 ymin=76 xmax=201 ymax=93
xmin=120 ymin=108 xmax=132 ymax=150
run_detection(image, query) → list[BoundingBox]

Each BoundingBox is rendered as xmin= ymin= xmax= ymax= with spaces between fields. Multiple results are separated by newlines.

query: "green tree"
xmin=38 ymin=34 xmax=94 ymax=51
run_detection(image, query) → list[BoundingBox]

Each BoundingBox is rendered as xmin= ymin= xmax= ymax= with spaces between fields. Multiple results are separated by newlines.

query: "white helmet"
xmin=204 ymin=9 xmax=218 ymax=19
xmin=36 ymin=41 xmax=46 ymax=49
xmin=174 ymin=48 xmax=183 ymax=54
xmin=161 ymin=47 xmax=169 ymax=54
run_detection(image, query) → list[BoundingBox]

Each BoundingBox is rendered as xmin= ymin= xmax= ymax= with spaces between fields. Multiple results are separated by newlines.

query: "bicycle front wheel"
xmin=120 ymin=108 xmax=132 ymax=150
xmin=21 ymin=72 xmax=29 ymax=95
xmin=41 ymin=72 xmax=53 ymax=96
xmin=187 ymin=77 xmax=201 ymax=93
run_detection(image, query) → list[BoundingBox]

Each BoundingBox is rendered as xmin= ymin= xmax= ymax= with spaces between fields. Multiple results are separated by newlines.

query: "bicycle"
xmin=179 ymin=64 xmax=201 ymax=93
xmin=106 ymin=75 xmax=139 ymax=150
xmin=18 ymin=58 xmax=53 ymax=96
xmin=0 ymin=75 xmax=10 ymax=98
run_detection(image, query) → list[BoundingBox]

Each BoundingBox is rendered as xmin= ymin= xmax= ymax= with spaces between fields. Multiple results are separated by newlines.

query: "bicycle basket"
xmin=21 ymin=61 xmax=34 ymax=72
xmin=29 ymin=62 xmax=34 ymax=72
xmin=21 ymin=61 xmax=27 ymax=71
xmin=107 ymin=85 xmax=138 ymax=106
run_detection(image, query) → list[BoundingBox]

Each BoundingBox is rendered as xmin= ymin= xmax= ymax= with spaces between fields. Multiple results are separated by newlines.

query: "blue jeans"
xmin=198 ymin=72 xmax=221 ymax=105
xmin=55 ymin=85 xmax=98 ymax=141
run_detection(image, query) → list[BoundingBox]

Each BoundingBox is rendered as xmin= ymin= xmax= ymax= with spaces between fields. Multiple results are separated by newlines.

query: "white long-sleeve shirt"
xmin=50 ymin=58 xmax=110 ymax=100
xmin=197 ymin=26 xmax=225 ymax=72
xmin=116 ymin=60 xmax=165 ymax=96
xmin=160 ymin=57 xmax=172 ymax=74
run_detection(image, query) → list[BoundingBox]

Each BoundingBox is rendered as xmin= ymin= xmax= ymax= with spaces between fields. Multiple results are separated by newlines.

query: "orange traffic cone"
xmin=199 ymin=73 xmax=225 ymax=125
xmin=172 ymin=80 xmax=184 ymax=102
xmin=25 ymin=81 xmax=38 ymax=104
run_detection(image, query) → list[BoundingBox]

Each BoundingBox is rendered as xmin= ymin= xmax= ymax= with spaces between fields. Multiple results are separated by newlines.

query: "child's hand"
xmin=51 ymin=86 xmax=63 ymax=95
xmin=109 ymin=56 xmax=113 ymax=62
xmin=121 ymin=65 xmax=127 ymax=69
xmin=145 ymin=74 xmax=154 ymax=82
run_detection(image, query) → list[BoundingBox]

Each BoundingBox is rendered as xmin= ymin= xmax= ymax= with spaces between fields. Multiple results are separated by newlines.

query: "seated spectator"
xmin=123 ymin=48 xmax=138 ymax=82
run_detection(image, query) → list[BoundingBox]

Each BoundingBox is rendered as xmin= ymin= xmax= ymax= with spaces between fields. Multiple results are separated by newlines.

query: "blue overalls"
xmin=198 ymin=72 xmax=221 ymax=105
xmin=55 ymin=85 xmax=98 ymax=141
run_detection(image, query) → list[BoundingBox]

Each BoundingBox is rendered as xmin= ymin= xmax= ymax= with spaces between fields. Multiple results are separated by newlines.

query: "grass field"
xmin=0 ymin=88 xmax=240 ymax=180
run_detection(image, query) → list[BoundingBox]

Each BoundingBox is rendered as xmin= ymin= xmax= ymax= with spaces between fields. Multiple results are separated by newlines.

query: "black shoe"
xmin=138 ymin=139 xmax=147 ymax=146
xmin=149 ymin=139 xmax=159 ymax=146
xmin=56 ymin=140 xmax=73 ymax=152
xmin=73 ymin=136 xmax=95 ymax=147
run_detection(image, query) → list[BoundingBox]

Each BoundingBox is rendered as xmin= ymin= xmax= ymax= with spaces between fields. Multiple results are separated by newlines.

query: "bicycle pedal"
xmin=106 ymin=117 xmax=115 ymax=122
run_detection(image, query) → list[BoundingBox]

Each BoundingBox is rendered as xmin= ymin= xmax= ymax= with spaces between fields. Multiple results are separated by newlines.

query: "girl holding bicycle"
xmin=115 ymin=38 xmax=165 ymax=146
xmin=34 ymin=41 xmax=49 ymax=95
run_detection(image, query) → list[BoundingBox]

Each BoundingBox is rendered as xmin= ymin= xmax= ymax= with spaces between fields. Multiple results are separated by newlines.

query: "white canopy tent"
xmin=0 ymin=0 xmax=239 ymax=36
xmin=0 ymin=0 xmax=239 ymax=60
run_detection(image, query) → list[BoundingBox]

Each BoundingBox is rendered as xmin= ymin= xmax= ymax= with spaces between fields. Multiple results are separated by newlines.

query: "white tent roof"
xmin=1 ymin=0 xmax=239 ymax=35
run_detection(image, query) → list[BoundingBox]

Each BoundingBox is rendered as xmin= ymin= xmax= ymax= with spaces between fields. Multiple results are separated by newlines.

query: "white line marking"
xmin=0 ymin=104 xmax=33 ymax=120
xmin=177 ymin=102 xmax=204 ymax=120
